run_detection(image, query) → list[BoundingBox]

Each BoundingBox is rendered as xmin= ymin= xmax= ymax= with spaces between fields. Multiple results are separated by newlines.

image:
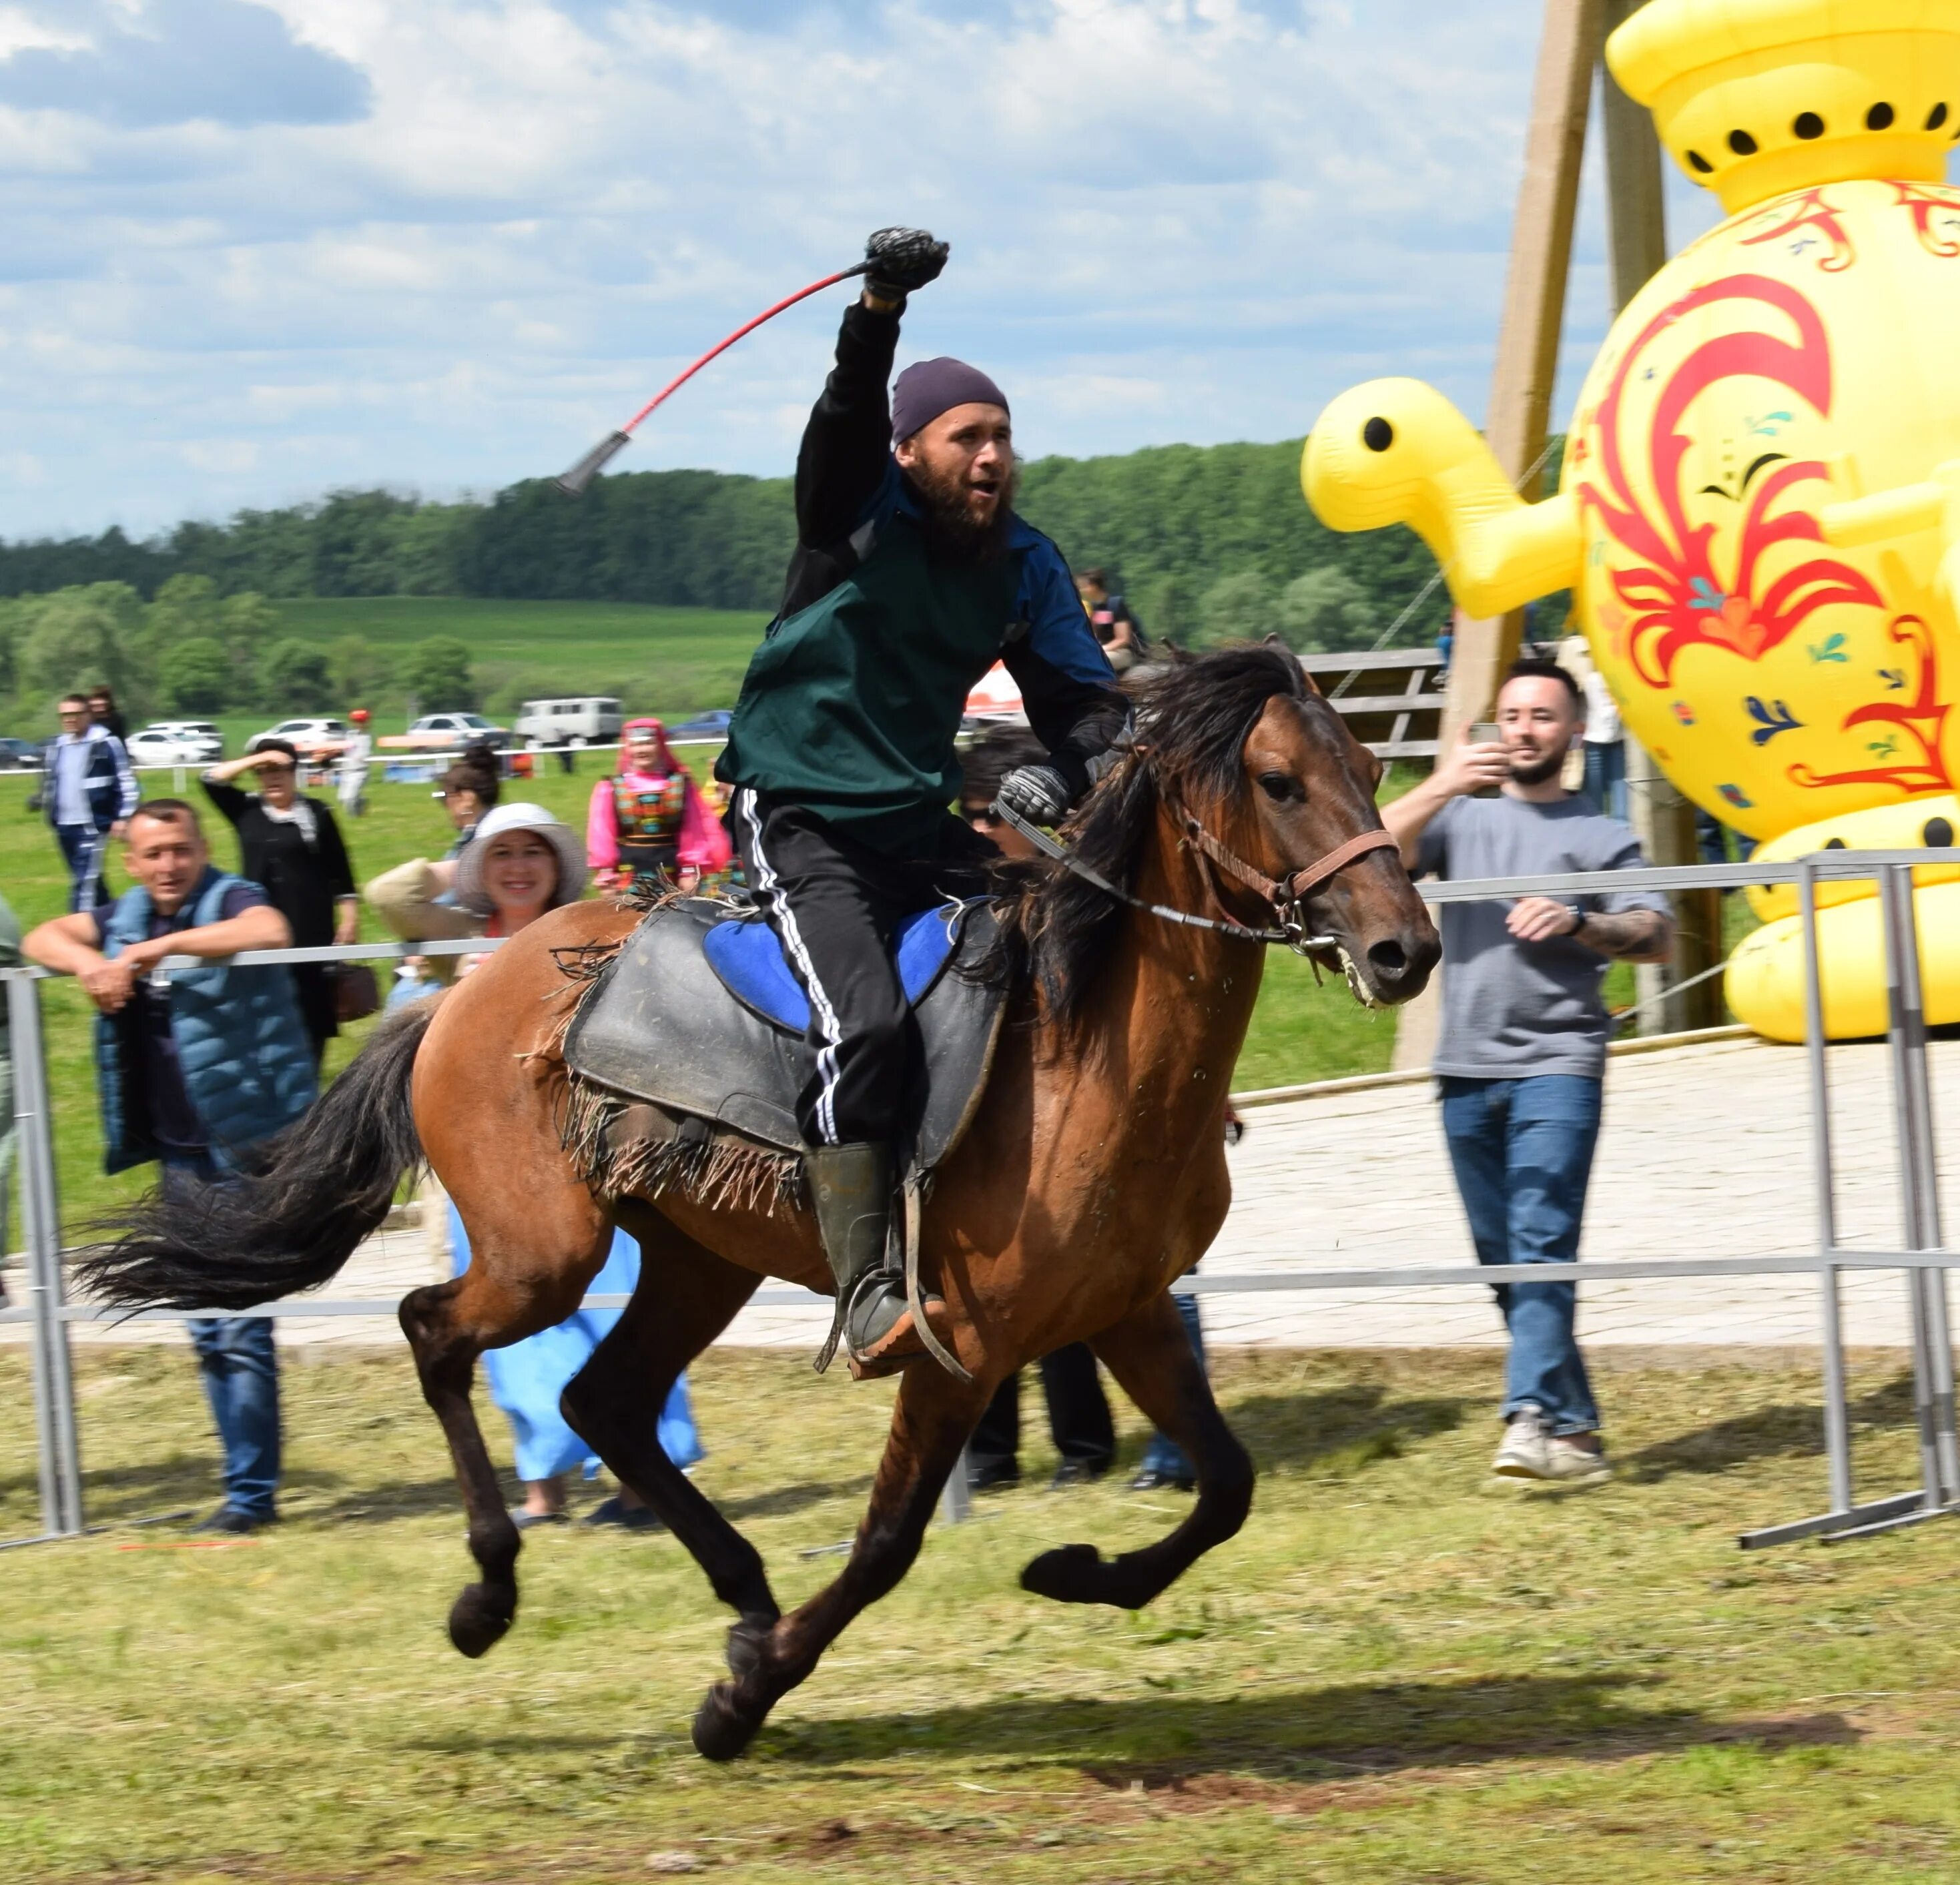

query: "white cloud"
xmin=180 ymin=437 xmax=259 ymax=472
xmin=0 ymin=0 xmax=1748 ymax=538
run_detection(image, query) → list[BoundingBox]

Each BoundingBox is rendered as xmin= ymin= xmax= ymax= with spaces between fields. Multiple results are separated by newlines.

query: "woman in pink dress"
xmin=586 ymin=717 xmax=731 ymax=893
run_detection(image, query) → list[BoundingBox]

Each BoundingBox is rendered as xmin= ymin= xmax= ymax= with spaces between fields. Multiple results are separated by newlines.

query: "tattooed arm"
xmin=1508 ymin=897 xmax=1674 ymax=962
xmin=1577 ymin=906 xmax=1673 ymax=962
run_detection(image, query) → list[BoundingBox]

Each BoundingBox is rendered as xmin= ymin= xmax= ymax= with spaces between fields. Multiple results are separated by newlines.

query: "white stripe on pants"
xmin=737 ymin=788 xmax=850 ymax=1145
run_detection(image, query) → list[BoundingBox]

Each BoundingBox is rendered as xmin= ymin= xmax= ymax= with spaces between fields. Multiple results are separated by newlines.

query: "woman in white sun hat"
xmin=380 ymin=799 xmax=705 ymax=1527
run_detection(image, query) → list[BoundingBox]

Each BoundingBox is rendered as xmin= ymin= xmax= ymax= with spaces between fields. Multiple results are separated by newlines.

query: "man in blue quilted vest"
xmin=717 ymin=228 xmax=1128 ymax=1377
xmin=25 ymin=799 xmax=316 ymax=1532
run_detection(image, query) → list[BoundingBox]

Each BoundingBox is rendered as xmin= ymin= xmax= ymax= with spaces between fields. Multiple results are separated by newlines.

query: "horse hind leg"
xmin=399 ymin=1246 xmax=603 ymax=1659
xmin=559 ymin=1202 xmax=781 ymax=1668
xmin=1020 ymin=1288 xmax=1254 ymax=1611
xmin=691 ymin=1358 xmax=991 ymax=1762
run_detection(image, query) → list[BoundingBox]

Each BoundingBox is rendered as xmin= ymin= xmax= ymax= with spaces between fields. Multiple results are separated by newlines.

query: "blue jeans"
xmin=1140 ymin=1288 xmax=1207 ymax=1480
xmin=55 ymin=823 xmax=107 ymax=911
xmin=1439 ymin=1075 xmax=1603 ymax=1435
xmin=164 ymin=1155 xmax=282 ymax=1519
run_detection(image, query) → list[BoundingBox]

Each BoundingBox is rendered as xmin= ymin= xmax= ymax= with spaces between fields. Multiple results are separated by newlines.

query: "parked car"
xmin=513 ymin=697 xmax=624 ymax=749
xmin=246 ymin=716 xmax=351 ymax=760
xmin=378 ymin=712 xmax=509 ymax=754
xmin=0 ymin=736 xmax=43 ymax=771
xmin=125 ymin=728 xmax=216 ymax=768
xmin=666 ymin=709 xmax=733 ymax=741
xmin=134 ymin=719 xmax=223 ymax=764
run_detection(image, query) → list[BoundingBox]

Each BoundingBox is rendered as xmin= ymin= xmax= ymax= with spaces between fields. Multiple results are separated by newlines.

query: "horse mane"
xmin=981 ymin=643 xmax=1309 ymax=1034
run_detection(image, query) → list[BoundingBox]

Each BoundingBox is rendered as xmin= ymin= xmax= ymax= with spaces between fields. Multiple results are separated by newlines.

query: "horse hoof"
xmin=1020 ymin=1542 xmax=1109 ymax=1606
xmin=725 ymin=1615 xmax=775 ymax=1679
xmin=692 ymin=1681 xmax=762 ymax=1763
xmin=448 ymin=1583 xmax=517 ymax=1658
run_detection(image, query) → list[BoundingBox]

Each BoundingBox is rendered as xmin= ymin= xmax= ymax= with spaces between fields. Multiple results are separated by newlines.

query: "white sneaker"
xmin=1492 ymin=1407 xmax=1550 ymax=1479
xmin=1544 ymin=1433 xmax=1613 ymax=1484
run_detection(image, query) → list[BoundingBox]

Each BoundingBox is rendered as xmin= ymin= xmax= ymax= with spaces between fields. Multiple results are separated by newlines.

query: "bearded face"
xmin=894 ymin=400 xmax=1016 ymax=565
xmin=909 ymin=451 xmax=1018 ymax=563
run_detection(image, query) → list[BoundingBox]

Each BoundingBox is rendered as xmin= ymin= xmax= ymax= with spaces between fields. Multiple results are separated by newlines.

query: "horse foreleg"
xmin=398 ymin=1255 xmax=597 ymax=1659
xmin=690 ymin=1360 xmax=990 ymax=1762
xmin=560 ymin=1202 xmax=783 ymax=1665
xmin=1021 ymin=1288 xmax=1253 ymax=1610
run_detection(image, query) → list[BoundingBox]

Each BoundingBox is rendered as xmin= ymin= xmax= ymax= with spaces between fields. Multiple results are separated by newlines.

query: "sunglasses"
xmin=962 ymin=805 xmax=1001 ymax=826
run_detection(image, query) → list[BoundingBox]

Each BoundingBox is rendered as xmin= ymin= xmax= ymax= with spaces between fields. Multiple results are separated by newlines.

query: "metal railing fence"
xmin=5 ymin=853 xmax=1960 ymax=1553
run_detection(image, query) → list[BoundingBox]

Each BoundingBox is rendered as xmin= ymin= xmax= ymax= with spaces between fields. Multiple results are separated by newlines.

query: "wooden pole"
xmin=1437 ymin=0 xmax=1606 ymax=748
xmin=1395 ymin=0 xmax=1606 ymax=1071
xmin=1601 ymin=0 xmax=1726 ymax=1032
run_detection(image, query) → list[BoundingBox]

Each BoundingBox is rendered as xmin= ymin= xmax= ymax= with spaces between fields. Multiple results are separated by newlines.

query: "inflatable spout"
xmin=1303 ymin=379 xmax=1582 ymax=619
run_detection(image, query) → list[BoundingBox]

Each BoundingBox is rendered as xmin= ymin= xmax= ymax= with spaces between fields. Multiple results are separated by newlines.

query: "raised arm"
xmin=792 ymin=228 xmax=951 ymax=551
xmin=793 ymin=296 xmax=905 ymax=550
xmin=1379 ymin=730 xmax=1510 ymax=868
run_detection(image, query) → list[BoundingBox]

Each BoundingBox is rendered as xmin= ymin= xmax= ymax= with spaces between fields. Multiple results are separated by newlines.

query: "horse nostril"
xmin=1366 ymin=938 xmax=1408 ymax=978
xmin=1362 ymin=416 xmax=1394 ymax=453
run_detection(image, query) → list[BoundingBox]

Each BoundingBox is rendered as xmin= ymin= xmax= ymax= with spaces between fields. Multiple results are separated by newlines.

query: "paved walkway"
xmin=13 ymin=1034 xmax=1953 ymax=1354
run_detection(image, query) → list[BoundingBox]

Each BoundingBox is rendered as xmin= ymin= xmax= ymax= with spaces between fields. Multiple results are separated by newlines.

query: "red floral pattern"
xmin=1789 ymin=616 xmax=1955 ymax=796
xmin=1575 ymin=272 xmax=1882 ymax=689
xmin=1894 ymin=179 xmax=1960 ymax=259
xmin=1737 ymin=188 xmax=1857 ymax=272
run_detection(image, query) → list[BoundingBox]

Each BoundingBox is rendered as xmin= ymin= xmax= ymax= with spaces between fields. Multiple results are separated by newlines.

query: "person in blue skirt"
xmin=450 ymin=1207 xmax=702 ymax=1529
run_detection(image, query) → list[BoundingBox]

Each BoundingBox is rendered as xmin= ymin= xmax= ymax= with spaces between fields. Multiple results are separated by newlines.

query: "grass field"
xmin=2 ymin=1343 xmax=1955 ymax=1882
xmin=268 ymin=597 xmax=773 ymax=723
xmin=0 ymin=762 xmax=1390 ymax=1235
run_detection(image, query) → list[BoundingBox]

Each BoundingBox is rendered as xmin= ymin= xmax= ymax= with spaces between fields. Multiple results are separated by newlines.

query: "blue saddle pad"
xmin=701 ymin=904 xmax=968 ymax=1034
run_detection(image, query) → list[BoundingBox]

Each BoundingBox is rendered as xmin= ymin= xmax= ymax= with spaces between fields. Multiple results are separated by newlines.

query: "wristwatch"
xmin=1564 ymin=901 xmax=1588 ymax=935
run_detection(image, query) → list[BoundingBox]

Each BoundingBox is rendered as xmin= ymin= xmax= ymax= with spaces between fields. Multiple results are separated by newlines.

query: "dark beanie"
xmin=890 ymin=357 xmax=1009 ymax=444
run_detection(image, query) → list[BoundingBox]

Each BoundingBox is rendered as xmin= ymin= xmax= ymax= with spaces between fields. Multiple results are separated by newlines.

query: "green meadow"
xmin=268 ymin=597 xmax=773 ymax=724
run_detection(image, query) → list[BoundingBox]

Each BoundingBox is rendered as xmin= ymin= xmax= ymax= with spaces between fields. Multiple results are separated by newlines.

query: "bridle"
xmin=992 ymin=783 xmax=1399 ymax=958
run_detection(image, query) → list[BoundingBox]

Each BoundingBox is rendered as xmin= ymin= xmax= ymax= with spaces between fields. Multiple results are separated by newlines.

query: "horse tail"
xmin=75 ymin=999 xmax=436 ymax=1312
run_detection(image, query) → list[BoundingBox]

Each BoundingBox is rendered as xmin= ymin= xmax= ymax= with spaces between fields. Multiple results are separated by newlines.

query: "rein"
xmin=993 ymin=795 xmax=1397 ymax=956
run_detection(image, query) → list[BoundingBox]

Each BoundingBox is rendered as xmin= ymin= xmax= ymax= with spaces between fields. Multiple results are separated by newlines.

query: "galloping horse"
xmin=81 ymin=645 xmax=1438 ymax=1760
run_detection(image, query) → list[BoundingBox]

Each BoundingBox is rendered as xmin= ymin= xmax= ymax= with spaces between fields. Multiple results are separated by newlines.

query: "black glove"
xmin=993 ymin=763 xmax=1072 ymax=827
xmin=862 ymin=227 xmax=948 ymax=303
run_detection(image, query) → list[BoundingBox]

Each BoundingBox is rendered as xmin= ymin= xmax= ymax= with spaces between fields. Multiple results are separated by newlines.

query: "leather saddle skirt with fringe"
xmin=563 ymin=897 xmax=1006 ymax=1178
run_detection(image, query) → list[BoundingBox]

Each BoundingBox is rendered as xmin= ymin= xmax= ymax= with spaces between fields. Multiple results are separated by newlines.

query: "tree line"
xmin=0 ymin=437 xmax=1453 ymax=655
xmin=0 ymin=577 xmax=476 ymax=725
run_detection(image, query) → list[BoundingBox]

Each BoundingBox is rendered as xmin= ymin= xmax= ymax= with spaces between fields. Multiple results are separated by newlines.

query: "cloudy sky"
xmin=0 ymin=0 xmax=1735 ymax=540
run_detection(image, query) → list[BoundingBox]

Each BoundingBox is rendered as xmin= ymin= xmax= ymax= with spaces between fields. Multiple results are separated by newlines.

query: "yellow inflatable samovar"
xmin=1304 ymin=0 xmax=1960 ymax=1040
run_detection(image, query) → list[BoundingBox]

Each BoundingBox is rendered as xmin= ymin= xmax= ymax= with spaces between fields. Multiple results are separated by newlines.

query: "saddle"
xmin=562 ymin=897 xmax=1006 ymax=1183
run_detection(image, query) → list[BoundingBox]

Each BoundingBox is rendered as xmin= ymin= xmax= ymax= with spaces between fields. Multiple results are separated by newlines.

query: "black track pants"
xmin=731 ymin=791 xmax=991 ymax=1147
xmin=970 ymin=1346 xmax=1116 ymax=1475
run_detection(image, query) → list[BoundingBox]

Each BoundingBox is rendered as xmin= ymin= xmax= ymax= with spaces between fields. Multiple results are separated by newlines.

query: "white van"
xmin=514 ymin=697 xmax=625 ymax=749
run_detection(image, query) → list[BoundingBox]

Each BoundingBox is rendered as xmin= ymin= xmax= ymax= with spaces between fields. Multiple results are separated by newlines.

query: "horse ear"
xmin=1263 ymin=635 xmax=1324 ymax=695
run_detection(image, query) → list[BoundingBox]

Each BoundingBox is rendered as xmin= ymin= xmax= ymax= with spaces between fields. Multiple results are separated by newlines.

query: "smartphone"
xmin=1469 ymin=722 xmax=1503 ymax=797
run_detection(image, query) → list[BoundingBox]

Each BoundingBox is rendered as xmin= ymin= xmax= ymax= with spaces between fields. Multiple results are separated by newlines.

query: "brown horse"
xmin=81 ymin=645 xmax=1437 ymax=1760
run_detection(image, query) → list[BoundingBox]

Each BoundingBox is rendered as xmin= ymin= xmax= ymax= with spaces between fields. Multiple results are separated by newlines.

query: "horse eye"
xmin=1258 ymin=771 xmax=1297 ymax=801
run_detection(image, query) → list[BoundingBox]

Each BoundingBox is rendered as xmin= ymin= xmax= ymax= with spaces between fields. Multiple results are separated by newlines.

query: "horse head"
xmin=1140 ymin=644 xmax=1439 ymax=1008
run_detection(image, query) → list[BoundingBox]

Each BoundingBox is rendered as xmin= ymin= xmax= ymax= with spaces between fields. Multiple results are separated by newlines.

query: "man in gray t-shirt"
xmin=1384 ymin=658 xmax=1673 ymax=1487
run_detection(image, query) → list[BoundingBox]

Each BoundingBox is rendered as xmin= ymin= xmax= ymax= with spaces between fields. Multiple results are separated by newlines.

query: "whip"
xmin=554 ymin=262 xmax=870 ymax=496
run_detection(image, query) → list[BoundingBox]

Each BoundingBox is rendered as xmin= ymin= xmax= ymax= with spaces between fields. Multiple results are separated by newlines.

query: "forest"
xmin=0 ymin=436 xmax=1450 ymax=652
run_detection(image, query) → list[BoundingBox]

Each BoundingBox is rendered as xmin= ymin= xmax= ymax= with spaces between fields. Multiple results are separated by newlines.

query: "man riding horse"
xmin=715 ymin=227 xmax=1128 ymax=1376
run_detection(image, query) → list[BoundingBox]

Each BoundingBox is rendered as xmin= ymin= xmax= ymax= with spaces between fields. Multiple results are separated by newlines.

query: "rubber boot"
xmin=807 ymin=1142 xmax=919 ymax=1374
